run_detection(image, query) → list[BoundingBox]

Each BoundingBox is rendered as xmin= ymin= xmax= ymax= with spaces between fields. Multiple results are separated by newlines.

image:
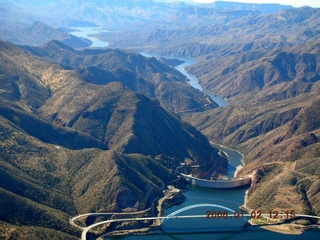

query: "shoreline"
xmin=97 ymin=177 xmax=318 ymax=238
xmin=210 ymin=142 xmax=245 ymax=178
xmin=102 ymin=185 xmax=185 ymax=238
xmin=241 ymin=190 xmax=319 ymax=235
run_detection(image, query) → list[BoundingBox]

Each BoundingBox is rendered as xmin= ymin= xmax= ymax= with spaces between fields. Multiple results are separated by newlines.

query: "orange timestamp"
xmin=205 ymin=210 xmax=296 ymax=219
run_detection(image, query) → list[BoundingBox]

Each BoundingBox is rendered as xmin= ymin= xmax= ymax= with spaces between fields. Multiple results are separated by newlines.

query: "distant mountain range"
xmin=100 ymin=6 xmax=320 ymax=55
xmin=207 ymin=1 xmax=293 ymax=13
xmin=0 ymin=0 xmax=294 ymax=48
xmin=0 ymin=21 xmax=91 ymax=48
xmin=0 ymin=0 xmax=189 ymax=27
xmin=1 ymin=0 xmax=293 ymax=28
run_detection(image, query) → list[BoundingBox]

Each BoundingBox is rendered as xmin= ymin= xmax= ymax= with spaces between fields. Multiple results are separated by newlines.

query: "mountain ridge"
xmin=1 ymin=2 xmax=319 ymax=238
xmin=0 ymin=40 xmax=227 ymax=238
xmin=22 ymin=40 xmax=217 ymax=113
xmin=186 ymin=84 xmax=320 ymax=217
xmin=0 ymin=20 xmax=91 ymax=48
xmin=97 ymin=7 xmax=320 ymax=58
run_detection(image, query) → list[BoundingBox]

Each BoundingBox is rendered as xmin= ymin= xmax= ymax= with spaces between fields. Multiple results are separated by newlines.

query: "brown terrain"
xmin=0 ymin=1 xmax=319 ymax=239
xmin=0 ymin=40 xmax=226 ymax=239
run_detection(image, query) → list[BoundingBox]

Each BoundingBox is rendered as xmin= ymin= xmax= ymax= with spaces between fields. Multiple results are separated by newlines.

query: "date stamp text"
xmin=205 ymin=210 xmax=296 ymax=219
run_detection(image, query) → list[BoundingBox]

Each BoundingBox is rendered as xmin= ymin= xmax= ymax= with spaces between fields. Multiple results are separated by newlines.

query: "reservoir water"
xmin=70 ymin=27 xmax=109 ymax=48
xmin=174 ymin=58 xmax=228 ymax=107
xmin=140 ymin=53 xmax=228 ymax=107
xmin=67 ymin=27 xmax=319 ymax=239
xmin=109 ymin=146 xmax=319 ymax=240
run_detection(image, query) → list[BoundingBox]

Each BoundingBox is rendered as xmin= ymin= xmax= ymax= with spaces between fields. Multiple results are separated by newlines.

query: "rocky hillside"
xmin=100 ymin=4 xmax=320 ymax=220
xmin=0 ymin=40 xmax=227 ymax=239
xmin=1 ymin=2 xmax=319 ymax=238
xmin=22 ymin=40 xmax=216 ymax=113
xmin=184 ymin=42 xmax=320 ymax=217
xmin=190 ymin=41 xmax=320 ymax=104
xmin=98 ymin=6 xmax=319 ymax=54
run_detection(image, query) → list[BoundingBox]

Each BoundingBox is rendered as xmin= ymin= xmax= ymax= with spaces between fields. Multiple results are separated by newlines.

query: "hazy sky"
xmin=192 ymin=0 xmax=320 ymax=8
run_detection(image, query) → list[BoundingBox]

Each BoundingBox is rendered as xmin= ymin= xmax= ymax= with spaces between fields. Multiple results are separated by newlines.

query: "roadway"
xmin=69 ymin=208 xmax=151 ymax=230
xmin=70 ymin=211 xmax=320 ymax=240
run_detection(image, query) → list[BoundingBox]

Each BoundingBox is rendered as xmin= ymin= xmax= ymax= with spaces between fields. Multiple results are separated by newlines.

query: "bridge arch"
xmin=163 ymin=203 xmax=237 ymax=223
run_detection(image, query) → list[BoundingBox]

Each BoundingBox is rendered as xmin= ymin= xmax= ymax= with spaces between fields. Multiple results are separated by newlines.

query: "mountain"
xmin=180 ymin=39 xmax=320 ymax=217
xmin=0 ymin=21 xmax=91 ymax=48
xmin=22 ymin=40 xmax=217 ymax=113
xmin=207 ymin=1 xmax=293 ymax=13
xmin=97 ymin=5 xmax=320 ymax=220
xmin=97 ymin=7 xmax=320 ymax=57
xmin=0 ymin=0 xmax=294 ymax=50
xmin=1 ymin=0 xmax=190 ymax=28
xmin=188 ymin=42 xmax=320 ymax=104
xmin=0 ymin=40 xmax=222 ymax=167
xmin=165 ymin=8 xmax=320 ymax=219
xmin=1 ymin=1 xmax=320 ymax=237
xmin=104 ymin=7 xmax=320 ymax=104
xmin=0 ymin=0 xmax=292 ymax=30
xmin=186 ymin=91 xmax=320 ymax=217
xmin=0 ymin=40 xmax=227 ymax=238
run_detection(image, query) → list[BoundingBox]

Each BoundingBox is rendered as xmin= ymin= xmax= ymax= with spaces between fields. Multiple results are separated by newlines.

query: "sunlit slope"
xmin=0 ymin=40 xmax=226 ymax=238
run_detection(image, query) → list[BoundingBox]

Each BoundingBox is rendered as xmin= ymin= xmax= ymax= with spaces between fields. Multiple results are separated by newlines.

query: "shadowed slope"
xmin=23 ymin=40 xmax=217 ymax=113
xmin=0 ymin=40 xmax=226 ymax=238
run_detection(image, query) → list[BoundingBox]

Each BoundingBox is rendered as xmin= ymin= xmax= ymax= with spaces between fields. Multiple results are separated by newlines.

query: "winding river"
xmin=174 ymin=58 xmax=228 ymax=108
xmin=140 ymin=53 xmax=228 ymax=108
xmin=70 ymin=28 xmax=319 ymax=239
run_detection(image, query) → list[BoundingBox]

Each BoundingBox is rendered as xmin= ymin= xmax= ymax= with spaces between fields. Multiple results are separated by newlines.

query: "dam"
xmin=181 ymin=173 xmax=252 ymax=189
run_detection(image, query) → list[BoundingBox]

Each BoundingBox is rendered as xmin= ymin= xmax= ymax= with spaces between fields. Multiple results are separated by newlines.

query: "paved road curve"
xmin=69 ymin=208 xmax=151 ymax=230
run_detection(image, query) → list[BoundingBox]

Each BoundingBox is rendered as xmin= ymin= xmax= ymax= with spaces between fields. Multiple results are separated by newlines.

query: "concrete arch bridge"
xmin=70 ymin=204 xmax=320 ymax=240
